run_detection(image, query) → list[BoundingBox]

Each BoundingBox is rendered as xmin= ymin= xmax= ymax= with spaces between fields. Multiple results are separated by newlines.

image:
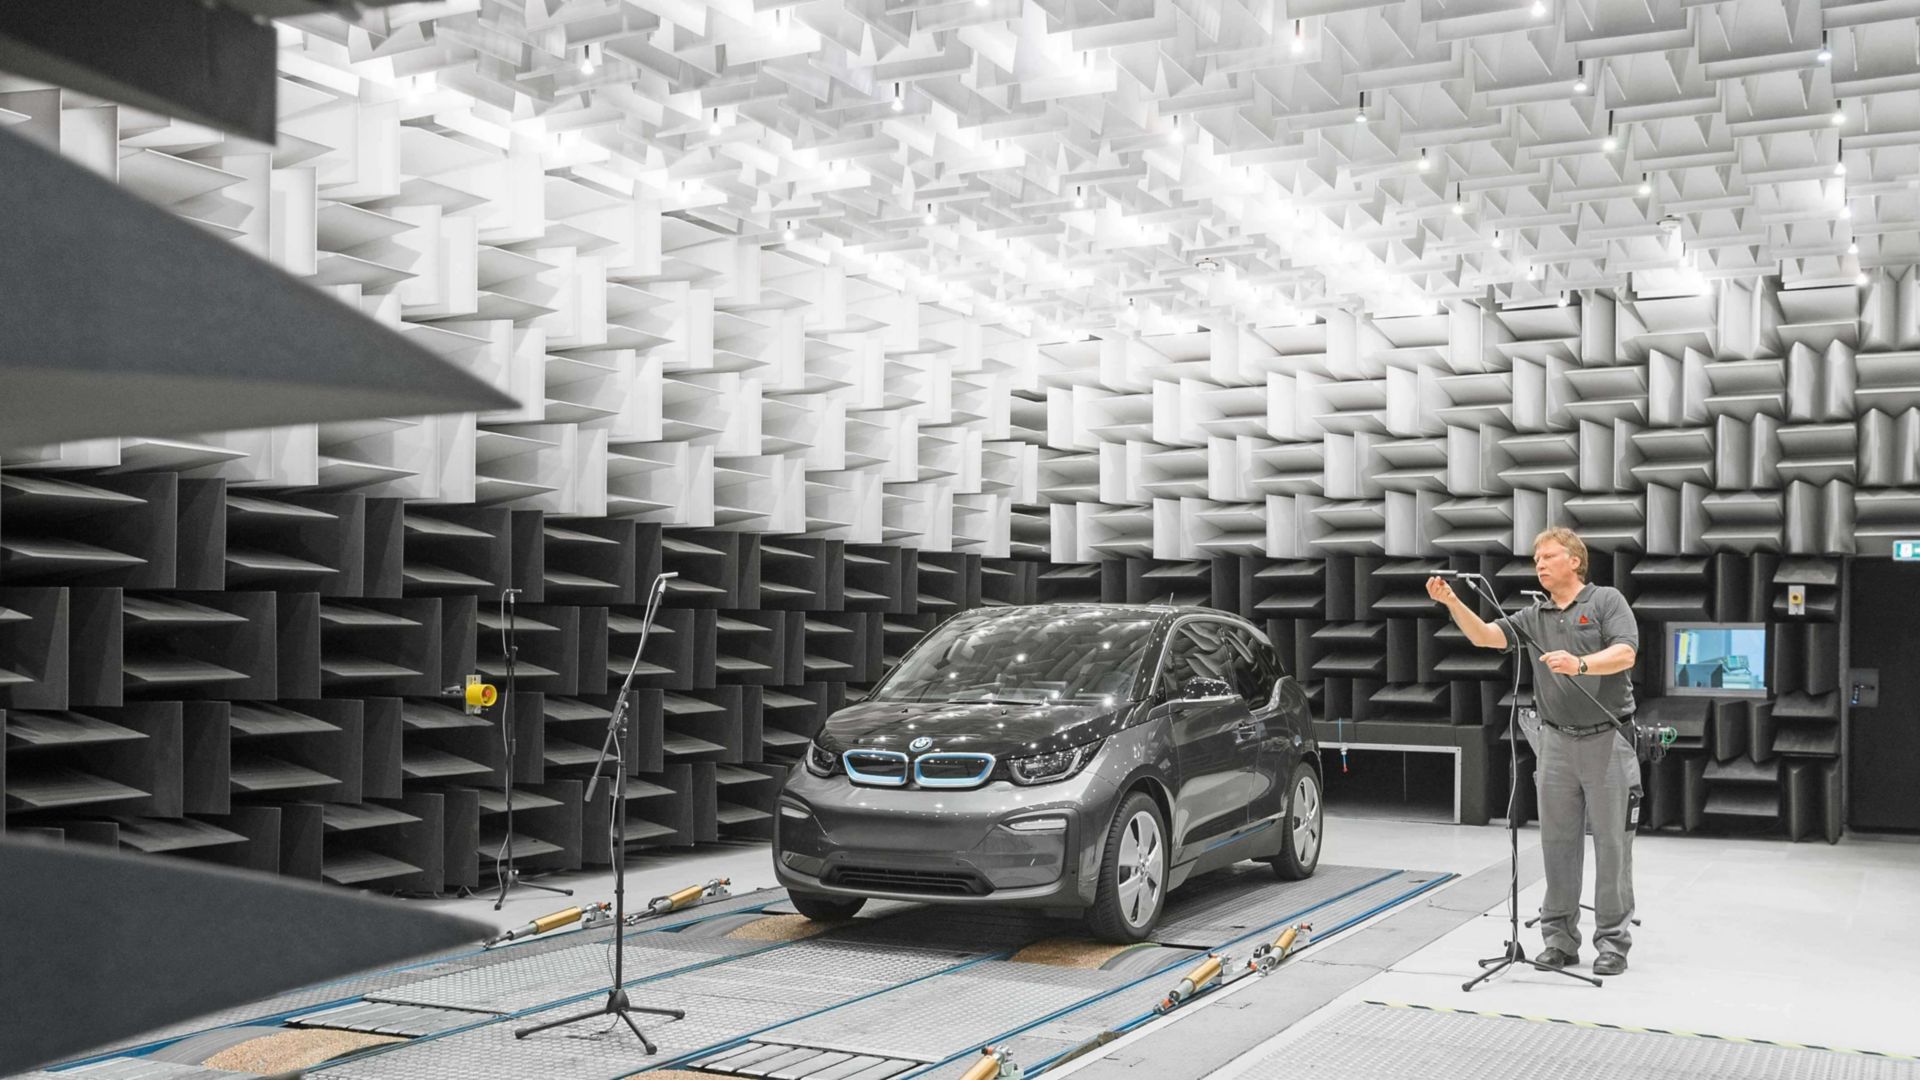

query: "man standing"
xmin=1426 ymin=527 xmax=1642 ymax=976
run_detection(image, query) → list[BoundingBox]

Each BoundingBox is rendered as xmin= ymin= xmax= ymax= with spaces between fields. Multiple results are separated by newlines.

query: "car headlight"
xmin=1007 ymin=740 xmax=1103 ymax=786
xmin=804 ymin=740 xmax=838 ymax=777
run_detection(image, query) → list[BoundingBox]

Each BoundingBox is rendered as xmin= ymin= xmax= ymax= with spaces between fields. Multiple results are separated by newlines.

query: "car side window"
xmin=1161 ymin=621 xmax=1240 ymax=700
xmin=1221 ymin=625 xmax=1278 ymax=706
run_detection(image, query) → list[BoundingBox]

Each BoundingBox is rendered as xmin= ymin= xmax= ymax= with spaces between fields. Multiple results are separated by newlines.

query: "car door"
xmin=1222 ymin=623 xmax=1289 ymax=827
xmin=1160 ymin=620 xmax=1256 ymax=856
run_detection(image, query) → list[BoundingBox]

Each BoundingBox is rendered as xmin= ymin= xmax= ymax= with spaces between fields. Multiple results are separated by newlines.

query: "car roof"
xmin=962 ymin=602 xmax=1241 ymax=626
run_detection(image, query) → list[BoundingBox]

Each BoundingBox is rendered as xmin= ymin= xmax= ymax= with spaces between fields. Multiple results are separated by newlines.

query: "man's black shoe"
xmin=1593 ymin=952 xmax=1628 ymax=976
xmin=1537 ymin=947 xmax=1578 ymax=968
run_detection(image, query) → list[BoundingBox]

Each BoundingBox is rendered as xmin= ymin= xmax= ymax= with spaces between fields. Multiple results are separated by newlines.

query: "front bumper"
xmin=773 ymin=762 xmax=1119 ymax=909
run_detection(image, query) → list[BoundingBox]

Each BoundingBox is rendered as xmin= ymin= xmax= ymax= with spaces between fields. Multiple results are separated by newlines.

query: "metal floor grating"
xmin=910 ymin=870 xmax=1448 ymax=1080
xmin=1234 ymin=1004 xmax=1920 ymax=1080
xmin=63 ymin=889 xmax=787 ymax=1060
xmin=743 ymin=964 xmax=1132 ymax=1061
xmin=311 ymin=940 xmax=980 ymax=1080
xmin=291 ymin=1001 xmax=497 ymax=1038
xmin=697 ymin=870 xmax=1446 ymax=1080
xmin=365 ymin=937 xmax=764 ymax=1014
xmin=1150 ymin=863 xmax=1399 ymax=947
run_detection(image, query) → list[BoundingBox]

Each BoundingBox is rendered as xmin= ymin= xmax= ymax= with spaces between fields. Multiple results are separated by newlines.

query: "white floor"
xmin=1207 ymin=822 xmax=1920 ymax=1076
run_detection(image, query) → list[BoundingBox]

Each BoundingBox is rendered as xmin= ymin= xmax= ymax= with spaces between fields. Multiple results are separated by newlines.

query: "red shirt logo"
xmin=1578 ymin=614 xmax=1590 ymax=625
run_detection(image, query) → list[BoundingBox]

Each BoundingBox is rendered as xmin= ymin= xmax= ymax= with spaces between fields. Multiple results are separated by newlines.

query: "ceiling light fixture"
xmin=1074 ymin=185 xmax=1086 ymax=209
xmin=1857 ymin=272 xmax=1871 ymax=286
xmin=1638 ymin=176 xmax=1652 ymax=196
xmin=1839 ymin=204 xmax=1853 ymax=219
xmin=1557 ymin=293 xmax=1570 ymax=307
xmin=1354 ymin=91 xmax=1369 ymax=124
xmin=784 ymin=221 xmax=796 ymax=241
xmin=1531 ymin=1 xmax=1547 ymax=17
xmin=1602 ymin=136 xmax=1619 ymax=152
xmin=579 ymin=44 xmax=595 ymax=75
xmin=1832 ymin=106 xmax=1847 ymax=125
xmin=1834 ymin=162 xmax=1847 ymax=176
xmin=1573 ymin=62 xmax=1587 ymax=94
xmin=893 ymin=83 xmax=904 ymax=112
xmin=1290 ymin=20 xmax=1305 ymax=54
xmin=1491 ymin=232 xmax=1505 ymax=248
xmin=709 ymin=108 xmax=723 ymax=136
xmin=1848 ymin=241 xmax=1860 ymax=255
xmin=1816 ymin=34 xmax=1832 ymax=64
xmin=1451 ymin=200 xmax=1467 ymax=215
xmin=924 ymin=203 xmax=937 ymax=225
xmin=1418 ymin=152 xmax=1432 ymax=172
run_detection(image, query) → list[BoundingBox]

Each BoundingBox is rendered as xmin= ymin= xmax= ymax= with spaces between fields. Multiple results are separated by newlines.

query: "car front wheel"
xmin=1086 ymin=792 xmax=1168 ymax=943
xmin=789 ymin=890 xmax=866 ymax=921
xmin=1268 ymin=761 xmax=1323 ymax=881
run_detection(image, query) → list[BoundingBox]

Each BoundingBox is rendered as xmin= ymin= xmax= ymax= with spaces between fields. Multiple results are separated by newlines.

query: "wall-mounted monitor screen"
xmin=1665 ymin=622 xmax=1768 ymax=698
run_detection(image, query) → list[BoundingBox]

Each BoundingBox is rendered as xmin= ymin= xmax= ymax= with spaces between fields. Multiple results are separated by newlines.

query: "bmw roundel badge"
xmin=910 ymin=736 xmax=932 ymax=752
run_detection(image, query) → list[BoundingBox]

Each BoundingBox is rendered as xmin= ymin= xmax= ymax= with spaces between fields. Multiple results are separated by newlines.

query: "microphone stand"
xmin=516 ymin=571 xmax=683 ymax=1051
xmin=496 ymin=586 xmax=572 ymax=910
xmin=1447 ymin=572 xmax=1601 ymax=992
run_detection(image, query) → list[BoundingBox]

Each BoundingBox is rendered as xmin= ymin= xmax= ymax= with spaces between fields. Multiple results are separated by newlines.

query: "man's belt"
xmin=1544 ymin=713 xmax=1629 ymax=738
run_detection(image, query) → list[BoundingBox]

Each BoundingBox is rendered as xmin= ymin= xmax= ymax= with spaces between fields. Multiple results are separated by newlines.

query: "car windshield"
xmin=872 ymin=609 xmax=1157 ymax=705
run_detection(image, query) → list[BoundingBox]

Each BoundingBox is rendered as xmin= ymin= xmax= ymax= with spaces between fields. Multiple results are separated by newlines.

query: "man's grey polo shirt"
xmin=1495 ymin=582 xmax=1640 ymax=727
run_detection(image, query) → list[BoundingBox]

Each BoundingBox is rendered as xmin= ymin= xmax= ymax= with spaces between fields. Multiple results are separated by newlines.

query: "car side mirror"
xmin=1180 ymin=675 xmax=1233 ymax=701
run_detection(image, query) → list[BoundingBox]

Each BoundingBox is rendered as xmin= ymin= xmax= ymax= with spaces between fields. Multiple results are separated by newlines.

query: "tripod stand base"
xmin=513 ymin=989 xmax=685 ymax=1052
xmin=1463 ymin=940 xmax=1601 ymax=991
xmin=492 ymin=867 xmax=573 ymax=910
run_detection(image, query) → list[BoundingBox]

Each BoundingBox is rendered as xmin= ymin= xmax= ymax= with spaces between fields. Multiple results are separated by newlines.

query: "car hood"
xmin=819 ymin=699 xmax=1134 ymax=759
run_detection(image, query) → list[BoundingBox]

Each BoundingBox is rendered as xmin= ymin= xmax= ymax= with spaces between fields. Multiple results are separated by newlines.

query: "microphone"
xmin=1430 ymin=570 xmax=1487 ymax=580
xmin=1521 ymin=590 xmax=1548 ymax=604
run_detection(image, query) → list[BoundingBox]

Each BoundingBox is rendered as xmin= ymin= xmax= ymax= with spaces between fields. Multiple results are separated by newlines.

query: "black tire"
xmin=1269 ymin=760 xmax=1324 ymax=881
xmin=788 ymin=890 xmax=866 ymax=921
xmin=1086 ymin=791 xmax=1169 ymax=943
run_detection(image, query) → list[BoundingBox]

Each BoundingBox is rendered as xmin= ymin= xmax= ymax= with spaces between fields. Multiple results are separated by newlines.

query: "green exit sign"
xmin=1896 ymin=540 xmax=1920 ymax=561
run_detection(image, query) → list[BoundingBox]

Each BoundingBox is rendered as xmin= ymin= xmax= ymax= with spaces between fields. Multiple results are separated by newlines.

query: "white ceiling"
xmin=286 ymin=0 xmax=1919 ymax=333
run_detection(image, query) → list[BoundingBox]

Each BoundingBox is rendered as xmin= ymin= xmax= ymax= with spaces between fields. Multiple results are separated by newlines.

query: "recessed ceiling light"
xmin=1848 ymin=241 xmax=1860 ymax=255
xmin=1602 ymin=136 xmax=1619 ymax=152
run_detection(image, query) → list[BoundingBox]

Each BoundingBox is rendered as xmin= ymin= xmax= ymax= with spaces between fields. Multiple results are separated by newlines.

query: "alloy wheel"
xmin=1115 ymin=810 xmax=1164 ymax=928
xmin=1291 ymin=772 xmax=1322 ymax=867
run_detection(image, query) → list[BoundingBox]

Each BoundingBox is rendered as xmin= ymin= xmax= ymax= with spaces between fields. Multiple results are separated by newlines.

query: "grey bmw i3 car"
xmin=773 ymin=603 xmax=1323 ymax=941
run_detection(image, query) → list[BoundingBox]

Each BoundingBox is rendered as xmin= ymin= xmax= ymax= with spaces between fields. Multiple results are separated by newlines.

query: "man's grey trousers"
xmin=1526 ymin=719 xmax=1642 ymax=957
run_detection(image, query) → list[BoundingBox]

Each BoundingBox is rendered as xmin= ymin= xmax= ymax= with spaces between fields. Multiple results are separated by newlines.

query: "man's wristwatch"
xmin=1576 ymin=657 xmax=1589 ymax=675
